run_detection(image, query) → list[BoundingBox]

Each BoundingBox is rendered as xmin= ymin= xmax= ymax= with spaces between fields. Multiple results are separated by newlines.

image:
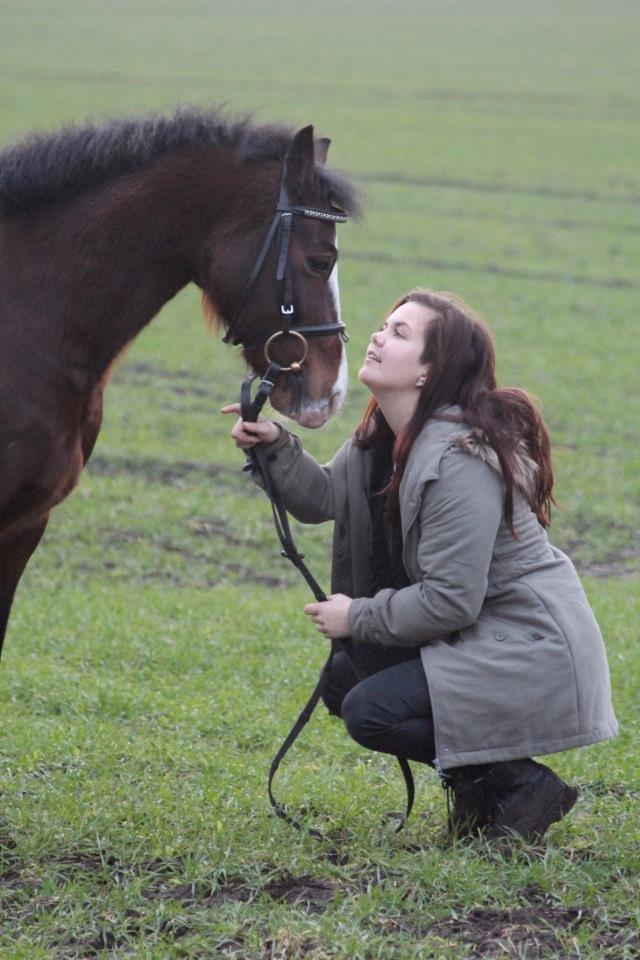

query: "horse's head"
xmin=203 ymin=125 xmax=358 ymax=428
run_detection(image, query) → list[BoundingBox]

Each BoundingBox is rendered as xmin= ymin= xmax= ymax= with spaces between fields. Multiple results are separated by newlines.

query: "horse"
xmin=0 ymin=106 xmax=358 ymax=654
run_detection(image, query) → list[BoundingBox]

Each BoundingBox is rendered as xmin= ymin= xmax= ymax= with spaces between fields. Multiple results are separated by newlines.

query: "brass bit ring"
xmin=264 ymin=330 xmax=308 ymax=373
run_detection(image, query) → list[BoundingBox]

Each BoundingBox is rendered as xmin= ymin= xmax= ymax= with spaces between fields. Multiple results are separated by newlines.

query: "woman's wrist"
xmin=263 ymin=420 xmax=284 ymax=445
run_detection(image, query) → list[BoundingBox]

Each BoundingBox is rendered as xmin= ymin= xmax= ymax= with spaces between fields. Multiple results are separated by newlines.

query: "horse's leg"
xmin=0 ymin=377 xmax=106 ymax=660
xmin=0 ymin=516 xmax=49 ymax=659
xmin=80 ymin=384 xmax=104 ymax=465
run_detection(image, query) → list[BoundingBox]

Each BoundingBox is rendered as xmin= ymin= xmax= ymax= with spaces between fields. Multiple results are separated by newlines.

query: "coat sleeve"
xmin=244 ymin=424 xmax=351 ymax=524
xmin=347 ymin=446 xmax=503 ymax=646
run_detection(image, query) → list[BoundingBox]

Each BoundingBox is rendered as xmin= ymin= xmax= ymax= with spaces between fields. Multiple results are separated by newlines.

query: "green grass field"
xmin=0 ymin=1 xmax=638 ymax=956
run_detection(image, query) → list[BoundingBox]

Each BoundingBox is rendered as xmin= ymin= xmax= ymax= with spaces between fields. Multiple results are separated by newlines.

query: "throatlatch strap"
xmin=240 ymin=373 xmax=415 ymax=838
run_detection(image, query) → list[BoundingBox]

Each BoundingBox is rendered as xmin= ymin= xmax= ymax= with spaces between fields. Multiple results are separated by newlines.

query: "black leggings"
xmin=322 ymin=650 xmax=437 ymax=765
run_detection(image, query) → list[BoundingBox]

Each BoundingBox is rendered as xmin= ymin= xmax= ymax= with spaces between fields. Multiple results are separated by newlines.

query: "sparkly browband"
xmin=278 ymin=204 xmax=348 ymax=223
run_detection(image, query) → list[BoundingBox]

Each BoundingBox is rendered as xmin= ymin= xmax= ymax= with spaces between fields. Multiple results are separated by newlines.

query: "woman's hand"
xmin=220 ymin=403 xmax=281 ymax=449
xmin=304 ymin=594 xmax=352 ymax=639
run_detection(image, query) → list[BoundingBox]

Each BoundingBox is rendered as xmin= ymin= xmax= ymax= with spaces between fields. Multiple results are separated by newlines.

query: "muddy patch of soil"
xmin=575 ymin=558 xmax=639 ymax=579
xmin=261 ymin=871 xmax=337 ymax=914
xmin=191 ymin=517 xmax=261 ymax=548
xmin=143 ymin=875 xmax=252 ymax=907
xmin=130 ymin=563 xmax=291 ymax=590
xmin=430 ymin=897 xmax=638 ymax=958
xmin=143 ymin=868 xmax=337 ymax=916
xmin=431 ymin=902 xmax=587 ymax=956
xmin=102 ymin=527 xmax=204 ymax=560
xmin=87 ymin=454 xmax=237 ymax=488
xmin=3 ymin=846 xmax=636 ymax=958
xmin=214 ymin=561 xmax=292 ymax=588
xmin=260 ymin=935 xmax=321 ymax=958
xmin=112 ymin=361 xmax=217 ymax=400
xmin=97 ymin=526 xmax=292 ymax=588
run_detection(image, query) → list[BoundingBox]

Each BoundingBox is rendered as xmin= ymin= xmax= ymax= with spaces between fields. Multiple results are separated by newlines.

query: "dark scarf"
xmin=340 ymin=422 xmax=416 ymax=678
xmin=368 ymin=425 xmax=411 ymax=594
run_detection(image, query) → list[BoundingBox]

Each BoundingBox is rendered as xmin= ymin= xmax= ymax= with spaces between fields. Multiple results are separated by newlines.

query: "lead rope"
xmin=240 ymin=370 xmax=415 ymax=839
xmin=442 ymin=776 xmax=453 ymax=833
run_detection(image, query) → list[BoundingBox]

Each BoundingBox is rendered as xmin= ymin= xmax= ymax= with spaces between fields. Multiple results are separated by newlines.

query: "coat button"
xmin=495 ymin=632 xmax=506 ymax=641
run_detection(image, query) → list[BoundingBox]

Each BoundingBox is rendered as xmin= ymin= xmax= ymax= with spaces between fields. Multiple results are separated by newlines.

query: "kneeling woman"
xmin=223 ymin=289 xmax=617 ymax=841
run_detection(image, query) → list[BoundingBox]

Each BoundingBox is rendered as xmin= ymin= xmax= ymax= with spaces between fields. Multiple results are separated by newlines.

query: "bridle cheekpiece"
xmin=222 ymin=161 xmax=349 ymax=372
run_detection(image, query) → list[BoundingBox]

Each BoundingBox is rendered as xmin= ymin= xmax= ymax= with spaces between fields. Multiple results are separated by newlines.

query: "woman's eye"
xmin=308 ymin=256 xmax=332 ymax=275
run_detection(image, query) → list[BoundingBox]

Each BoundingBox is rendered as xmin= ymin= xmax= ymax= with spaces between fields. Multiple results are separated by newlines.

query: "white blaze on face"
xmin=296 ymin=245 xmax=348 ymax=427
xmin=327 ymin=256 xmax=348 ymax=405
xmin=328 ymin=255 xmax=341 ymax=327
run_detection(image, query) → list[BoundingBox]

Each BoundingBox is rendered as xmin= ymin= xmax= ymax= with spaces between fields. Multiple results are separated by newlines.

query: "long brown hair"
xmin=354 ymin=289 xmax=555 ymax=534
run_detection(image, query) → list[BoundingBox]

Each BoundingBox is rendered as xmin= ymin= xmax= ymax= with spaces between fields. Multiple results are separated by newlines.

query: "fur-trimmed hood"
xmin=452 ymin=428 xmax=539 ymax=505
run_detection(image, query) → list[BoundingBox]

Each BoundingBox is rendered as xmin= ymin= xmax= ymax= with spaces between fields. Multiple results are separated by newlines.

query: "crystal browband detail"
xmin=303 ymin=208 xmax=348 ymax=222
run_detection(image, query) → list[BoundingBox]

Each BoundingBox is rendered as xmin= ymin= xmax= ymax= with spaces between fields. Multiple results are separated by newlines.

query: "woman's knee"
xmin=321 ymin=651 xmax=359 ymax=718
xmin=341 ymin=683 xmax=386 ymax=747
xmin=321 ymin=683 xmax=344 ymax=718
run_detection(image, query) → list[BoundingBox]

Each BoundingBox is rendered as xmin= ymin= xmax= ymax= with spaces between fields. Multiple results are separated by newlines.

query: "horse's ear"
xmin=285 ymin=125 xmax=316 ymax=197
xmin=314 ymin=137 xmax=331 ymax=166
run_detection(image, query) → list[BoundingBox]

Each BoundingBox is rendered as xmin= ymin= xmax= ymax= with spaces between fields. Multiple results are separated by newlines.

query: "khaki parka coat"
xmin=249 ymin=407 xmax=617 ymax=771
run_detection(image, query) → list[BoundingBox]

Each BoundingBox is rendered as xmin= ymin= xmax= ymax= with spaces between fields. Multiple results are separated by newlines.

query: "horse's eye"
xmin=307 ymin=256 xmax=332 ymax=275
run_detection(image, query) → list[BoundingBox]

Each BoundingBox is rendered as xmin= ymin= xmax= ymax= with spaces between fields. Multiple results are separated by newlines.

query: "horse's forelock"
xmin=316 ymin=166 xmax=363 ymax=220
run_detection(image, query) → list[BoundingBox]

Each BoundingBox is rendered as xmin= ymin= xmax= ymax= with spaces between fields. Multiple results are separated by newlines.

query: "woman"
xmin=222 ymin=289 xmax=618 ymax=841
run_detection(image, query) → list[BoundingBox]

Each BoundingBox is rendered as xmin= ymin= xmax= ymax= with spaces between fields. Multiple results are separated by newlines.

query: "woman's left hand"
xmin=304 ymin=594 xmax=353 ymax=639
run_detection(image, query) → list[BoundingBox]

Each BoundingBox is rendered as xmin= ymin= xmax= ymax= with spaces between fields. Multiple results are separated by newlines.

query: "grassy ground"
xmin=0 ymin=1 xmax=638 ymax=956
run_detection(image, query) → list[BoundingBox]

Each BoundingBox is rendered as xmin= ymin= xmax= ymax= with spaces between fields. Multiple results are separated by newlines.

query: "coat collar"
xmin=398 ymin=406 xmax=469 ymax=531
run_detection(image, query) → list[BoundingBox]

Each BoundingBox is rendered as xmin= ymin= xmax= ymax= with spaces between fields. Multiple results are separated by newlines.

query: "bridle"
xmin=226 ymin=158 xmax=414 ymax=841
xmin=222 ymin=160 xmax=349 ymax=382
xmin=231 ymin=163 xmax=415 ymax=839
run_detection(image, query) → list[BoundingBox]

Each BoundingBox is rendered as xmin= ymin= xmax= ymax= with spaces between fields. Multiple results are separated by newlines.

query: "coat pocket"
xmin=455 ymin=607 xmax=580 ymax=748
xmin=461 ymin=618 xmax=550 ymax=645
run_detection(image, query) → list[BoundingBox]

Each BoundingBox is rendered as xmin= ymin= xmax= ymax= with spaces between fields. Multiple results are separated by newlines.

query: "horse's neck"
xmin=69 ymin=171 xmax=221 ymax=375
xmin=15 ymin=155 xmax=235 ymax=381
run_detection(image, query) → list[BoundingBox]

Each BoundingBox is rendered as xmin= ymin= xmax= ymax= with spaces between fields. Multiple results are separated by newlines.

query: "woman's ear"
xmin=415 ymin=360 xmax=431 ymax=388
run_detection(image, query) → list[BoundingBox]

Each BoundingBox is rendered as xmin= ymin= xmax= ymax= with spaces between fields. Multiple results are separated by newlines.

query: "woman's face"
xmin=358 ymin=300 xmax=434 ymax=395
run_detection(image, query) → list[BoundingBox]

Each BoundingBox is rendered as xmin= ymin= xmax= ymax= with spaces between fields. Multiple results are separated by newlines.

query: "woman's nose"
xmin=371 ymin=330 xmax=384 ymax=347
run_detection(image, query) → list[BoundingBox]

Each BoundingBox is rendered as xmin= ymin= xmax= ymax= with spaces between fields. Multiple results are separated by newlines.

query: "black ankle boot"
xmin=444 ymin=764 xmax=498 ymax=836
xmin=482 ymin=759 xmax=578 ymax=842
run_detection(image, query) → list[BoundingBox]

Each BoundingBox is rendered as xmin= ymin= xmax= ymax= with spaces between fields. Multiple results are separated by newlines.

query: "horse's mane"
xmin=0 ymin=106 xmax=359 ymax=218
